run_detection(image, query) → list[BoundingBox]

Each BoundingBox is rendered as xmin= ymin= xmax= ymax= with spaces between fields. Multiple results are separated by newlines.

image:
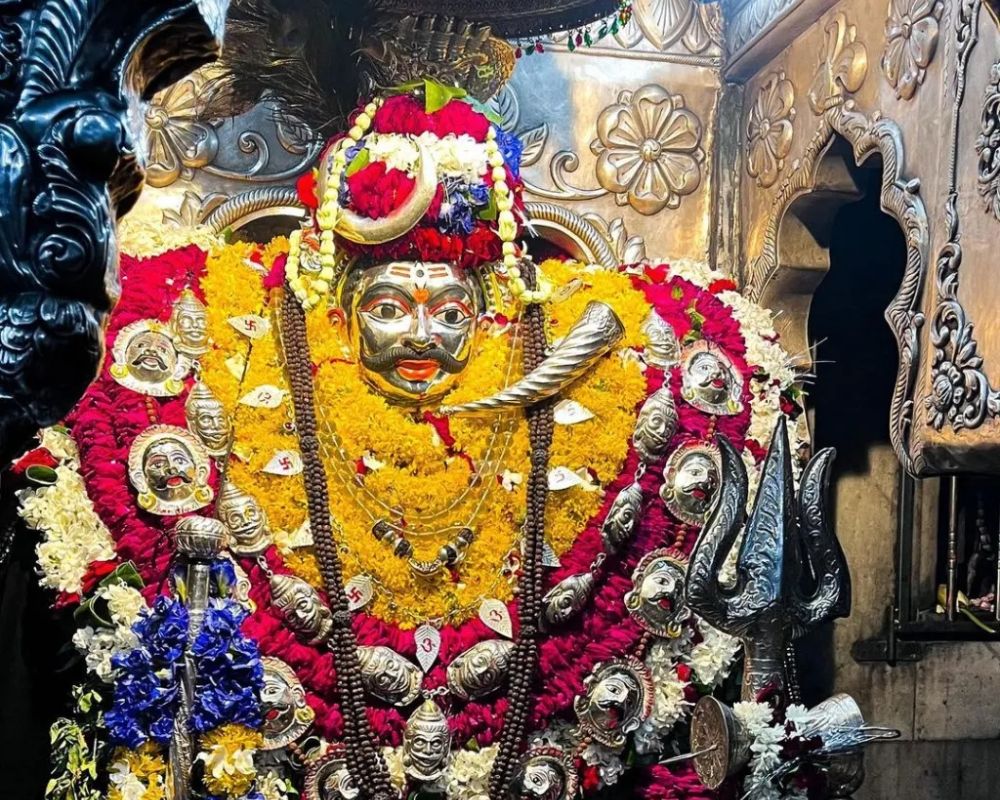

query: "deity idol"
xmin=24 ymin=49 xmax=863 ymax=800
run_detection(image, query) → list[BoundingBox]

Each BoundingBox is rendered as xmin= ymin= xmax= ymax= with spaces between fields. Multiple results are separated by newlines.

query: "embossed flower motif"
xmin=591 ymin=84 xmax=705 ymax=215
xmin=927 ymin=360 xmax=965 ymax=429
xmin=144 ymin=77 xmax=219 ymax=188
xmin=807 ymin=12 xmax=869 ymax=115
xmin=882 ymin=0 xmax=943 ymax=100
xmin=746 ymin=73 xmax=796 ymax=189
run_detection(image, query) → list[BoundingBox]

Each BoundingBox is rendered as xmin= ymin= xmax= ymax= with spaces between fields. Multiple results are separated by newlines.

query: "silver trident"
xmin=686 ymin=416 xmax=851 ymax=701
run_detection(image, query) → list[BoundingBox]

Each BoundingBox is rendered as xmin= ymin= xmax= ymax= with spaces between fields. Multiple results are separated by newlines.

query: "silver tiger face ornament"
xmin=574 ymin=657 xmax=654 ymax=748
xmin=660 ymin=442 xmax=723 ymax=525
xmin=357 ymin=645 xmax=422 ymax=706
xmin=601 ymin=481 xmax=644 ymax=554
xmin=632 ymin=387 xmax=678 ymax=463
xmin=511 ymin=747 xmax=579 ymax=800
xmin=625 ymin=548 xmax=691 ymax=638
xmin=260 ymin=657 xmax=315 ymax=750
xmin=641 ymin=311 xmax=681 ymax=369
xmin=305 ymin=745 xmax=359 ymax=800
xmin=447 ymin=639 xmax=515 ymax=700
xmin=541 ymin=571 xmax=596 ymax=628
xmin=680 ymin=341 xmax=743 ymax=416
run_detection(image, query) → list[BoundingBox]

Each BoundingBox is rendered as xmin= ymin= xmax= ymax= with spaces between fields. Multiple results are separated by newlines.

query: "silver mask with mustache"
xmin=344 ymin=261 xmax=482 ymax=405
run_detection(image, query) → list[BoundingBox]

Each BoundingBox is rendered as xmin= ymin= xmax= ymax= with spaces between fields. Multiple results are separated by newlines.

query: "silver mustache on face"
xmin=360 ymin=344 xmax=468 ymax=374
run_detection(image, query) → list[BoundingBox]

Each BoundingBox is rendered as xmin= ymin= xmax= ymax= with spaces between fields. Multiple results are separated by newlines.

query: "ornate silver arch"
xmin=744 ymin=102 xmax=930 ymax=476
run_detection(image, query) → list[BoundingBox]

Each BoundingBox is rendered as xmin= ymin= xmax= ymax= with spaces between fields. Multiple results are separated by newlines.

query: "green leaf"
xmin=465 ymin=97 xmax=504 ymax=125
xmin=423 ymin=78 xmax=467 ymax=113
xmin=26 ymin=464 xmax=58 ymax=485
xmin=345 ymin=147 xmax=370 ymax=177
xmin=477 ymin=189 xmax=498 ymax=221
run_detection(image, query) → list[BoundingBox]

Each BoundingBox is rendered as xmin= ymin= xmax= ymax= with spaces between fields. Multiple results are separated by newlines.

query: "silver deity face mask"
xmin=512 ymin=747 xmax=578 ymax=800
xmin=357 ymin=646 xmax=422 ymax=706
xmin=680 ymin=343 xmax=743 ymax=415
xmin=260 ymin=657 xmax=315 ymax=749
xmin=347 ymin=261 xmax=482 ymax=404
xmin=447 ymin=639 xmax=514 ymax=700
xmin=660 ymin=443 xmax=722 ymax=525
xmin=574 ymin=657 xmax=654 ymax=748
xmin=403 ymin=699 xmax=451 ymax=781
xmin=625 ymin=548 xmax=690 ymax=637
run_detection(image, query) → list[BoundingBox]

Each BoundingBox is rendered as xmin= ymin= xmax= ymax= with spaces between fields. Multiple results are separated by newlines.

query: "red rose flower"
xmin=709 ymin=278 xmax=737 ymax=294
xmin=11 ymin=447 xmax=58 ymax=476
xmin=373 ymin=95 xmax=491 ymax=142
xmin=346 ymin=162 xmax=416 ymax=220
xmin=581 ymin=765 xmax=601 ymax=793
xmin=80 ymin=560 xmax=120 ymax=596
xmin=296 ymin=169 xmax=318 ymax=210
xmin=676 ymin=663 xmax=692 ymax=682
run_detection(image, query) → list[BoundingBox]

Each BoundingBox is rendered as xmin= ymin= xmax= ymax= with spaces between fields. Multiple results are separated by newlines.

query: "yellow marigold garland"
xmin=199 ymin=244 xmax=650 ymax=626
xmin=107 ymin=743 xmax=168 ymax=800
xmin=197 ymin=725 xmax=264 ymax=799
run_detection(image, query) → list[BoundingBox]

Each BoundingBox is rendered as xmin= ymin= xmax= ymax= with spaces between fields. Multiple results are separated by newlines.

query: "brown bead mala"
xmin=280 ymin=261 xmax=554 ymax=800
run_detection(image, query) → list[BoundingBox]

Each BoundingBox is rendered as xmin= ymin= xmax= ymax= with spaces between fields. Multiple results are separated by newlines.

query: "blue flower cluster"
xmin=191 ymin=599 xmax=263 ymax=732
xmin=438 ymin=177 xmax=491 ymax=236
xmin=105 ymin=593 xmax=263 ymax=749
xmin=106 ymin=596 xmax=187 ymax=748
xmin=494 ymin=126 xmax=524 ymax=177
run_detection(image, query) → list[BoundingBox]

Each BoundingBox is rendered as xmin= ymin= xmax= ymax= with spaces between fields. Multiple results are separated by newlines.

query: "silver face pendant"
xmin=269 ymin=573 xmax=334 ymax=645
xmin=660 ymin=441 xmax=723 ymax=525
xmin=541 ymin=571 xmax=596 ymax=628
xmin=601 ymin=482 xmax=645 ymax=554
xmin=260 ymin=657 xmax=315 ymax=750
xmin=624 ymin=548 xmax=691 ymax=638
xmin=446 ymin=639 xmax=515 ymax=700
xmin=511 ymin=746 xmax=579 ymax=800
xmin=641 ymin=310 xmax=681 ymax=369
xmin=216 ymin=481 xmax=272 ymax=557
xmin=357 ymin=645 xmax=423 ymax=706
xmin=574 ymin=657 xmax=655 ymax=748
xmin=305 ymin=745 xmax=359 ymax=800
xmin=185 ymin=379 xmax=231 ymax=458
xmin=632 ymin=387 xmax=678 ymax=463
xmin=679 ymin=341 xmax=744 ymax=416
xmin=402 ymin=699 xmax=452 ymax=782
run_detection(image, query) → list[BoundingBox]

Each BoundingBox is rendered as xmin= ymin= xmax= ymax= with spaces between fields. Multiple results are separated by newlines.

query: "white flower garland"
xmin=364 ymin=132 xmax=491 ymax=184
xmin=19 ymin=430 xmax=116 ymax=595
xmin=72 ymin=583 xmax=146 ymax=683
xmin=733 ymin=701 xmax=810 ymax=800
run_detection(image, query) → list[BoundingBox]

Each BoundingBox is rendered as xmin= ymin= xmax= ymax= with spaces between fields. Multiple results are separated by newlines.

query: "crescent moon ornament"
xmin=332 ymin=138 xmax=439 ymax=245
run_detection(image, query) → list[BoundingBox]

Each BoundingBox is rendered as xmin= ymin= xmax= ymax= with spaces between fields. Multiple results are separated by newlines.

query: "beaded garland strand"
xmin=281 ymin=262 xmax=554 ymax=800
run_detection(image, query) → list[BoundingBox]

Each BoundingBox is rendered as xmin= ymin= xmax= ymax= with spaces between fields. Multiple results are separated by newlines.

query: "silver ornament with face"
xmin=625 ymin=548 xmax=691 ymax=638
xmin=632 ymin=387 xmax=678 ymax=462
xmin=110 ymin=319 xmax=191 ymax=397
xmin=128 ymin=425 xmax=213 ymax=516
xmin=357 ymin=645 xmax=422 ymax=706
xmin=511 ymin=747 xmax=578 ymax=800
xmin=541 ymin=571 xmax=596 ymax=628
xmin=601 ymin=482 xmax=644 ymax=554
xmin=216 ymin=481 xmax=271 ymax=556
xmin=185 ymin=380 xmax=231 ymax=458
xmin=170 ymin=288 xmax=210 ymax=357
xmin=402 ymin=699 xmax=451 ymax=781
xmin=660 ymin=442 xmax=723 ymax=525
xmin=269 ymin=573 xmax=333 ymax=645
xmin=260 ymin=657 xmax=315 ymax=750
xmin=446 ymin=639 xmax=515 ymax=700
xmin=305 ymin=746 xmax=359 ymax=800
xmin=641 ymin=311 xmax=681 ymax=369
xmin=574 ymin=657 xmax=654 ymax=748
xmin=344 ymin=261 xmax=482 ymax=405
xmin=680 ymin=342 xmax=743 ymax=416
